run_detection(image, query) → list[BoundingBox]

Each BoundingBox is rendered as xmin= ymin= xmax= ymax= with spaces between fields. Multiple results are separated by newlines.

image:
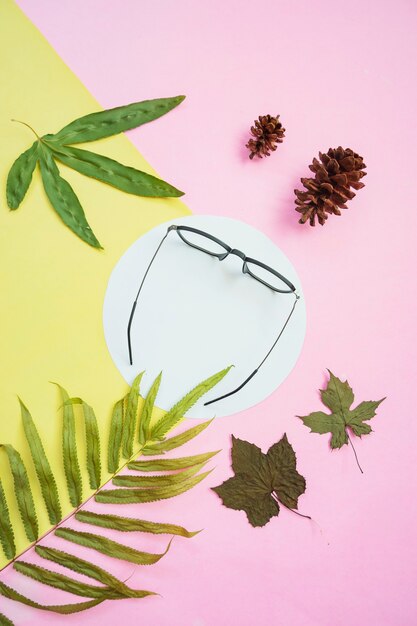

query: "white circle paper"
xmin=103 ymin=215 xmax=306 ymax=418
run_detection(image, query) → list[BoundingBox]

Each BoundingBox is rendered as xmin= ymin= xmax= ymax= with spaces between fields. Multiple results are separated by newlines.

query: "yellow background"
xmin=0 ymin=0 xmax=190 ymax=568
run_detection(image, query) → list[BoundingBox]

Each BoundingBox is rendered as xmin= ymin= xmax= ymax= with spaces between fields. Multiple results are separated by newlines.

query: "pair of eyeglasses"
xmin=127 ymin=224 xmax=300 ymax=405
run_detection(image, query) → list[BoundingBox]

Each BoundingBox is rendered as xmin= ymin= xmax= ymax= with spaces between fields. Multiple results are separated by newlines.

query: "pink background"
xmin=4 ymin=1 xmax=417 ymax=624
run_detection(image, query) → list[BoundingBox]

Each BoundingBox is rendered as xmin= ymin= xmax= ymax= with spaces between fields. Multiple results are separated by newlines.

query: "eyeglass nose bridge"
xmin=228 ymin=248 xmax=246 ymax=261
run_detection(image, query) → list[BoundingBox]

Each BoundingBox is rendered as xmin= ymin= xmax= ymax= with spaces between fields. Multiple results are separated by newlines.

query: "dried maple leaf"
xmin=298 ymin=370 xmax=385 ymax=472
xmin=212 ymin=434 xmax=307 ymax=528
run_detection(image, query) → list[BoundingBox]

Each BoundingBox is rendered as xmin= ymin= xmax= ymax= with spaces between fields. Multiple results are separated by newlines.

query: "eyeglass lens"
xmin=176 ymin=228 xmax=228 ymax=257
xmin=176 ymin=227 xmax=293 ymax=292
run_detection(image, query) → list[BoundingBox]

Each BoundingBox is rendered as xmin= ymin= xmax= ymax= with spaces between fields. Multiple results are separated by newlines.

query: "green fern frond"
xmin=150 ymin=366 xmax=232 ymax=440
xmin=75 ymin=510 xmax=200 ymax=537
xmin=107 ymin=397 xmax=124 ymax=473
xmin=112 ymin=459 xmax=209 ymax=487
xmin=0 ymin=611 xmax=14 ymax=625
xmin=55 ymin=528 xmax=172 ymax=565
xmin=65 ymin=398 xmax=101 ymax=489
xmin=0 ymin=366 xmax=230 ymax=622
xmin=15 ymin=560 xmax=150 ymax=600
xmin=0 ymin=479 xmax=15 ymax=560
xmin=138 ymin=371 xmax=162 ymax=444
xmin=0 ymin=580 xmax=103 ymax=613
xmin=96 ymin=469 xmax=213 ymax=504
xmin=128 ymin=450 xmax=219 ymax=471
xmin=35 ymin=545 xmax=146 ymax=598
xmin=141 ymin=418 xmax=215 ymax=455
xmin=19 ymin=399 xmax=62 ymax=524
xmin=53 ymin=383 xmax=83 ymax=507
xmin=122 ymin=371 xmax=144 ymax=458
xmin=0 ymin=445 xmax=38 ymax=542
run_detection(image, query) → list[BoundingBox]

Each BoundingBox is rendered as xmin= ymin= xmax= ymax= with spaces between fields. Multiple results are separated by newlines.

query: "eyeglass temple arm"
xmin=204 ymin=293 xmax=300 ymax=406
xmin=127 ymin=226 xmax=176 ymax=365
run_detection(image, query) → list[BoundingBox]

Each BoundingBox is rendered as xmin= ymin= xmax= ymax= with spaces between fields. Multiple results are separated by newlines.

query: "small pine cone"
xmin=295 ymin=146 xmax=367 ymax=226
xmin=246 ymin=114 xmax=285 ymax=159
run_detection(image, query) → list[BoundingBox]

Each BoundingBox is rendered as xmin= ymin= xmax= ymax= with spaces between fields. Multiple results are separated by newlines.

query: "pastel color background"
xmin=2 ymin=1 xmax=417 ymax=625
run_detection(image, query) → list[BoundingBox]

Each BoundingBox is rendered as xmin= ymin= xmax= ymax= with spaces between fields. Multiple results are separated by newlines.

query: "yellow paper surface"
xmin=0 ymin=0 xmax=190 ymax=567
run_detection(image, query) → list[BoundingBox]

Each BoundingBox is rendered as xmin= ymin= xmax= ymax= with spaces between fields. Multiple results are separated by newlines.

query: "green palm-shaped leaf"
xmin=7 ymin=97 xmax=186 ymax=249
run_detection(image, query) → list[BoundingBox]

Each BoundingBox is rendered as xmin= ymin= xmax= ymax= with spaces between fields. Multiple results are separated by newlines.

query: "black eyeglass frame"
xmin=175 ymin=225 xmax=296 ymax=294
xmin=127 ymin=224 xmax=299 ymax=406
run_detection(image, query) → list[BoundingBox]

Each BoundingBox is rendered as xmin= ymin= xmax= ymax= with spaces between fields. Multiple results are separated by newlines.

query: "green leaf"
xmin=0 ymin=612 xmax=14 ymax=626
xmin=35 ymin=545 xmax=146 ymax=598
xmin=6 ymin=140 xmax=38 ymax=210
xmin=0 ymin=368 xmax=227 ymax=615
xmin=122 ymin=371 xmax=144 ymax=459
xmin=212 ymin=434 xmax=306 ymax=528
xmin=138 ymin=372 xmax=162 ymax=445
xmin=231 ymin=436 xmax=268 ymax=477
xmin=19 ymin=398 xmax=62 ymax=524
xmin=298 ymin=370 xmax=385 ymax=453
xmin=75 ymin=510 xmax=199 ymax=538
xmin=107 ymin=397 xmax=125 ymax=473
xmin=66 ymin=398 xmax=101 ymax=489
xmin=348 ymin=400 xmax=385 ymax=437
xmin=38 ymin=145 xmax=102 ymax=249
xmin=267 ymin=434 xmax=306 ymax=510
xmin=128 ymin=450 xmax=219 ymax=472
xmin=0 ymin=580 xmax=103 ymax=613
xmin=300 ymin=410 xmax=347 ymax=448
xmin=48 ymin=96 xmax=185 ymax=145
xmin=55 ymin=527 xmax=172 ymax=565
xmin=96 ymin=469 xmax=212 ymax=504
xmin=14 ymin=560 xmax=117 ymax=599
xmin=46 ymin=144 xmax=184 ymax=198
xmin=0 ymin=444 xmax=38 ymax=541
xmin=53 ymin=383 xmax=83 ymax=507
xmin=320 ymin=370 xmax=355 ymax=414
xmin=15 ymin=560 xmax=155 ymax=601
xmin=140 ymin=448 xmax=166 ymax=456
xmin=112 ymin=459 xmax=208 ymax=488
xmin=150 ymin=366 xmax=232 ymax=440
xmin=141 ymin=419 xmax=214 ymax=455
xmin=213 ymin=475 xmax=279 ymax=528
xmin=7 ymin=97 xmax=186 ymax=250
xmin=0 ymin=478 xmax=15 ymax=560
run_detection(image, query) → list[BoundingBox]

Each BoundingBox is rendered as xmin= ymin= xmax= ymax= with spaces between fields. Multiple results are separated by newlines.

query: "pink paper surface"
xmin=6 ymin=1 xmax=417 ymax=624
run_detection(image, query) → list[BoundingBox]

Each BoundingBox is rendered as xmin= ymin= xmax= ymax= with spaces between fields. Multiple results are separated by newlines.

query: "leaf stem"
xmin=271 ymin=493 xmax=311 ymax=520
xmin=347 ymin=433 xmax=364 ymax=474
xmin=11 ymin=119 xmax=41 ymax=140
xmin=0 ymin=437 xmax=151 ymax=574
xmin=122 ymin=569 xmax=136 ymax=584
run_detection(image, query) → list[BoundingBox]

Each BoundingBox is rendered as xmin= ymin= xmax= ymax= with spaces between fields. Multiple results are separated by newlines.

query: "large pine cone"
xmin=246 ymin=115 xmax=285 ymax=159
xmin=295 ymin=147 xmax=367 ymax=226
